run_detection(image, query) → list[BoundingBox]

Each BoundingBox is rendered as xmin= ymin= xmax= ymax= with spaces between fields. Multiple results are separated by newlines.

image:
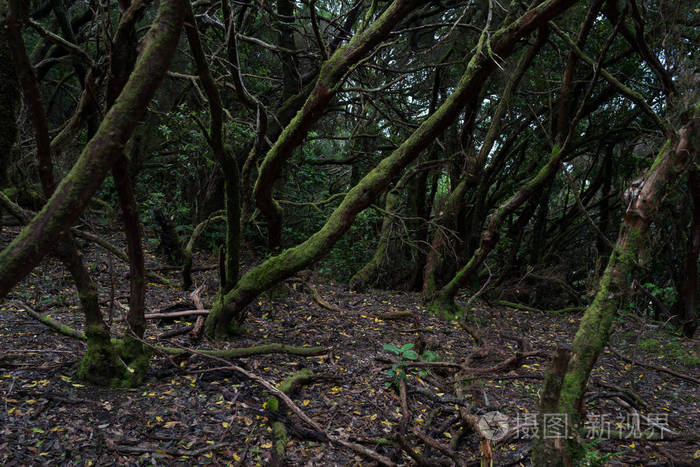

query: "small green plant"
xmin=383 ymin=343 xmax=418 ymax=388
xmin=638 ymin=338 xmax=660 ymax=352
xmin=679 ymin=355 xmax=699 ymax=368
xmin=581 ymin=438 xmax=624 ymax=466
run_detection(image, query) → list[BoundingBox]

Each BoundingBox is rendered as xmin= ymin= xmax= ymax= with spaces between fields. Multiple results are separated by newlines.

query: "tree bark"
xmin=534 ymin=119 xmax=698 ymax=466
xmin=679 ymin=168 xmax=699 ymax=337
xmin=185 ymin=2 xmax=240 ymax=292
xmin=4 ymin=0 xmax=122 ymax=385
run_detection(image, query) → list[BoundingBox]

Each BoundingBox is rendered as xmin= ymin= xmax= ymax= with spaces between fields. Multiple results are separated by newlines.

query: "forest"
xmin=0 ymin=0 xmax=697 ymax=465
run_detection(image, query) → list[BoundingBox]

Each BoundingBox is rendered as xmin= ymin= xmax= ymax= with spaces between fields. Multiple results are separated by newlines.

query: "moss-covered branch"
xmin=265 ymin=369 xmax=315 ymax=464
xmin=253 ymin=0 xmax=423 ymax=249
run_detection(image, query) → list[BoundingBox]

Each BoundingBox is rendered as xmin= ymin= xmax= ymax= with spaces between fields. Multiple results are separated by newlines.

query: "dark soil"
xmin=1 ymin=224 xmax=698 ymax=466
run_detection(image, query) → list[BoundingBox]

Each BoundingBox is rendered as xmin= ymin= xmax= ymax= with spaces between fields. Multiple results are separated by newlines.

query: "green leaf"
xmin=383 ymin=344 xmax=400 ymax=354
xmin=403 ymin=350 xmax=419 ymax=360
xmin=399 ymin=343 xmax=414 ymax=352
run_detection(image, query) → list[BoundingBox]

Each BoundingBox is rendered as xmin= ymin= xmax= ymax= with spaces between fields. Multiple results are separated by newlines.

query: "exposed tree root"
xmin=306 ymin=283 xmax=343 ymax=313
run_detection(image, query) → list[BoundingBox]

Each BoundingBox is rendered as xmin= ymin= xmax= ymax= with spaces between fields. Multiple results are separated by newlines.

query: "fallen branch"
xmin=496 ymin=300 xmax=584 ymax=315
xmin=190 ymin=285 xmax=207 ymax=339
xmin=265 ymin=369 xmax=316 ymax=466
xmin=11 ymin=301 xmax=86 ymax=340
xmin=157 ymin=343 xmax=327 ymax=358
xmin=158 ymin=325 xmax=194 ymax=339
xmin=147 ymin=341 xmax=394 ymax=466
xmin=376 ymin=310 xmax=413 ymax=320
xmin=307 ymin=283 xmax=343 ymax=313
xmin=413 ymin=428 xmax=462 ymax=464
xmin=610 ymin=347 xmax=699 ymax=385
xmin=114 ymin=442 xmax=228 ymax=457
xmin=144 ymin=310 xmax=210 ymax=319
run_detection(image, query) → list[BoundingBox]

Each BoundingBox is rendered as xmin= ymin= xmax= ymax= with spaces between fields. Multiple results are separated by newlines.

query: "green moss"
xmin=271 ymin=421 xmax=287 ymax=457
xmin=638 ymin=338 xmax=660 ymax=353
xmin=678 ymin=355 xmax=699 ymax=368
xmin=77 ymin=328 xmax=122 ymax=387
xmin=427 ymin=296 xmax=466 ymax=321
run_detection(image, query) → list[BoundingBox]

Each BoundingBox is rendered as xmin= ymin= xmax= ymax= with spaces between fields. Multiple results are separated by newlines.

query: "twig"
xmin=114 ymin=442 xmax=228 ymax=457
xmin=610 ymin=347 xmax=699 ymax=384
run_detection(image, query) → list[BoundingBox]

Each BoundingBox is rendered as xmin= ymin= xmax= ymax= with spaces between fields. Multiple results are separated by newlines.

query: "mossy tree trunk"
xmin=204 ymin=0 xmax=582 ymax=339
xmin=253 ymin=0 xmax=422 ymax=250
xmin=533 ymin=118 xmax=698 ymax=466
xmin=4 ymin=0 xmax=122 ymax=385
xmin=0 ymin=0 xmax=185 ymax=310
xmin=350 ymin=175 xmax=404 ymax=291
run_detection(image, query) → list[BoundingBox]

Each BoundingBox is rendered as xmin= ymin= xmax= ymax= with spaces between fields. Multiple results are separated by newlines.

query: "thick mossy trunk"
xmin=205 ymin=0 xmax=580 ymax=339
xmin=0 ymin=0 xmax=185 ymax=298
xmin=77 ymin=325 xmax=122 ymax=387
xmin=532 ymin=120 xmax=697 ymax=466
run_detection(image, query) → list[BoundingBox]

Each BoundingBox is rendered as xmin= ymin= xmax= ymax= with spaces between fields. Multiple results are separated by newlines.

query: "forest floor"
xmin=1 ymin=224 xmax=699 ymax=466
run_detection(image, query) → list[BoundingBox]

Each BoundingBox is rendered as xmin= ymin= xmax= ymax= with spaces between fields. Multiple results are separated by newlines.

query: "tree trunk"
xmin=253 ymin=0 xmax=422 ymax=250
xmin=0 ymin=0 xmax=185 ymax=300
xmin=184 ymin=3 xmax=240 ymax=292
xmin=679 ymin=168 xmax=699 ymax=337
xmin=205 ymin=0 xmax=582 ymax=338
xmin=4 ymin=0 xmax=123 ymax=386
xmin=533 ymin=119 xmax=698 ymax=466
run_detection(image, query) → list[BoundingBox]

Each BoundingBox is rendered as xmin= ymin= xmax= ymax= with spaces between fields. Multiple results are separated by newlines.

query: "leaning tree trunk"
xmin=253 ymin=0 xmax=422 ymax=250
xmin=532 ymin=118 xmax=697 ymax=466
xmin=0 ymin=0 xmax=185 ymax=303
xmin=204 ymin=0 xmax=581 ymax=338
